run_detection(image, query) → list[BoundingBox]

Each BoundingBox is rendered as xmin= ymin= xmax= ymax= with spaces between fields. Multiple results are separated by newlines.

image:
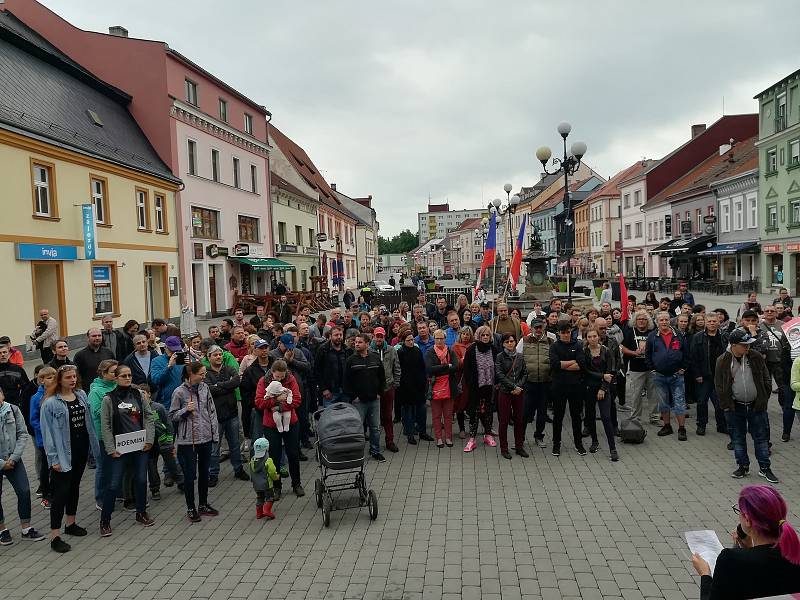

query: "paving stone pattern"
xmin=1 ymin=400 xmax=798 ymax=599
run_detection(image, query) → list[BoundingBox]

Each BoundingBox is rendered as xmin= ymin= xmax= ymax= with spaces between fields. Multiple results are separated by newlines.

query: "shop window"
xmin=771 ymin=254 xmax=784 ymax=285
xmin=91 ymin=263 xmax=118 ymax=317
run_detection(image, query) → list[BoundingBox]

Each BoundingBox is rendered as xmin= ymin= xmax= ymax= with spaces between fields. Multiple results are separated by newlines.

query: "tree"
xmin=378 ymin=229 xmax=419 ymax=254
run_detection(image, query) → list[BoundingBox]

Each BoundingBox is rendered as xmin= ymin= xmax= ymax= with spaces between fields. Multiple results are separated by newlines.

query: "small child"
xmin=248 ymin=438 xmax=279 ymax=520
xmin=265 ymin=380 xmax=293 ymax=433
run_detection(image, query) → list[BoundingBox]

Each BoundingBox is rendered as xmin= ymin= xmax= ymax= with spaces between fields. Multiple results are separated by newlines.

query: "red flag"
xmin=474 ymin=212 xmax=497 ymax=296
xmin=509 ymin=214 xmax=527 ymax=290
xmin=619 ymin=273 xmax=629 ymax=323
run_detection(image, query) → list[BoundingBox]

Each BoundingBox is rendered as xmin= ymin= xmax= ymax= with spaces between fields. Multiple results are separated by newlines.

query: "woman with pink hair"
xmin=692 ymin=484 xmax=800 ymax=599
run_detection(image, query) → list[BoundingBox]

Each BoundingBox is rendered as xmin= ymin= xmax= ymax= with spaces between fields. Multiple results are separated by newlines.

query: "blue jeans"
xmin=353 ymin=398 xmax=380 ymax=455
xmin=323 ymin=391 xmax=350 ymax=408
xmin=401 ymin=402 xmax=427 ymax=437
xmin=524 ymin=382 xmax=549 ymax=440
xmin=725 ymin=404 xmax=770 ymax=470
xmin=695 ymin=379 xmax=727 ymax=431
xmin=101 ymin=450 xmax=148 ymax=522
xmin=652 ymin=372 xmax=687 ymax=416
xmin=0 ymin=460 xmax=31 ymax=524
xmin=210 ymin=416 xmax=244 ymax=478
xmin=94 ymin=441 xmax=110 ymax=505
xmin=779 ymin=383 xmax=798 ymax=434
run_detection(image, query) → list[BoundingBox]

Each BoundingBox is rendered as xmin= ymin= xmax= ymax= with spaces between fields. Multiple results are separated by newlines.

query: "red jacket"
xmin=254 ymin=372 xmax=301 ymax=429
xmin=225 ymin=339 xmax=248 ymax=363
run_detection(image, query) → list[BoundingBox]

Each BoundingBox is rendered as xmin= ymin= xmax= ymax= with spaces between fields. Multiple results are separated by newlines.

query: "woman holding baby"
xmin=255 ymin=360 xmax=304 ymax=499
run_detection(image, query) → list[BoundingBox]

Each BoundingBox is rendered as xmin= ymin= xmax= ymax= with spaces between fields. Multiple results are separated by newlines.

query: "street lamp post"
xmin=490 ymin=188 xmax=521 ymax=297
xmin=473 ymin=216 xmax=489 ymax=286
xmin=536 ymin=122 xmax=587 ymax=302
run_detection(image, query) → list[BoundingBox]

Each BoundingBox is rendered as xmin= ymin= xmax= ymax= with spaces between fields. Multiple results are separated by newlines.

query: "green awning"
xmin=231 ymin=257 xmax=295 ymax=271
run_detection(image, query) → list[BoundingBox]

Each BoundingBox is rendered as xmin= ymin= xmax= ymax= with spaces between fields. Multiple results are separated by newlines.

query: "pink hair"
xmin=739 ymin=485 xmax=800 ymax=565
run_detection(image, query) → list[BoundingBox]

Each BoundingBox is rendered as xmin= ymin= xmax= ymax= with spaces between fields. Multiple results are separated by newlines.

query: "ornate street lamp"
xmin=536 ymin=122 xmax=587 ymax=301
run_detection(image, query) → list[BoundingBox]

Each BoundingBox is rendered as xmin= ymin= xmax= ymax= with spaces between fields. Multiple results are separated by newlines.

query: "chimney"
xmin=108 ymin=26 xmax=129 ymax=37
xmin=691 ymin=124 xmax=707 ymax=138
xmin=330 ymin=183 xmax=337 ymax=191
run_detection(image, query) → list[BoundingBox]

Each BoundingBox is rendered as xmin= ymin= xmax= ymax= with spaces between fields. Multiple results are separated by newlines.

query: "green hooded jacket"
xmin=87 ymin=377 xmax=117 ymax=444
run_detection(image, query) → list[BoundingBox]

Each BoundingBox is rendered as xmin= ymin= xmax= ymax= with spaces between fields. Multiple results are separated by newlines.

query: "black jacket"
xmin=396 ymin=344 xmax=426 ymax=406
xmin=344 ymin=351 xmax=385 ymax=402
xmin=0 ymin=362 xmax=30 ymax=405
xmin=700 ymin=544 xmax=800 ymax=600
xmin=122 ymin=350 xmax=160 ymax=386
xmin=582 ymin=345 xmax=613 ymax=392
xmin=74 ymin=345 xmax=115 ymax=392
xmin=494 ymin=350 xmax=527 ymax=393
xmin=275 ymin=302 xmax=293 ymax=325
xmin=689 ymin=330 xmax=728 ymax=380
xmin=314 ymin=341 xmax=353 ymax=394
xmin=240 ymin=360 xmax=273 ymax=408
xmin=549 ymin=339 xmax=585 ymax=386
xmin=101 ymin=328 xmax=127 ymax=361
xmin=204 ymin=365 xmax=241 ymax=422
xmin=424 ymin=346 xmax=460 ymax=398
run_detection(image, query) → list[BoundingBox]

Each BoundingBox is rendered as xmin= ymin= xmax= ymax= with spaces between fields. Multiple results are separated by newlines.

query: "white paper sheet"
xmin=685 ymin=530 xmax=725 ymax=574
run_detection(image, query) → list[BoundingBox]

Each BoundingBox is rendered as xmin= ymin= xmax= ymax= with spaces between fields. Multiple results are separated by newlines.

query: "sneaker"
xmin=581 ymin=427 xmax=591 ymax=438
xmin=151 ymin=489 xmax=161 ymax=500
xmin=187 ymin=509 xmax=201 ymax=523
xmin=163 ymin=475 xmax=175 ymax=487
xmin=208 ymin=476 xmax=219 ymax=488
xmin=731 ymin=465 xmax=749 ymax=478
xmin=483 ymin=434 xmax=497 ymax=448
xmin=123 ymin=500 xmax=136 ymax=512
xmin=782 ymin=432 xmax=790 ymax=442
xmin=617 ymin=404 xmax=632 ymax=412
xmin=407 ymin=436 xmax=417 ymax=445
xmin=610 ymin=450 xmax=619 ymax=462
xmin=515 ymin=447 xmax=529 ymax=458
xmin=657 ymin=424 xmax=674 ymax=437
xmin=279 ymin=466 xmax=289 ymax=478
xmin=219 ymin=451 xmax=230 ymax=462
xmin=273 ymin=488 xmax=282 ymax=502
xmin=696 ymin=425 xmax=706 ymax=436
xmin=575 ymin=445 xmax=587 ymax=456
xmin=0 ymin=529 xmax=11 ymax=546
xmin=50 ymin=536 xmax=71 ymax=553
xmin=371 ymin=452 xmax=386 ymax=463
xmin=589 ymin=443 xmax=599 ymax=454
xmin=501 ymin=450 xmax=512 ymax=459
xmin=552 ymin=444 xmax=561 ymax=457
xmin=727 ymin=441 xmax=734 ymax=451
xmin=678 ymin=427 xmax=687 ymax=441
xmin=298 ymin=451 xmax=308 ymax=462
xmin=41 ymin=499 xmax=51 ymax=510
xmin=535 ymin=437 xmax=547 ymax=448
xmin=758 ymin=468 xmax=779 ymax=484
xmin=21 ymin=528 xmax=45 ymax=541
xmin=463 ymin=438 xmax=477 ymax=452
xmin=136 ymin=512 xmax=155 ymax=527
xmin=234 ymin=469 xmax=250 ymax=481
xmin=649 ymin=414 xmax=661 ymax=424
xmin=459 ymin=430 xmax=466 ymax=440
xmin=386 ymin=441 xmax=399 ymax=453
xmin=293 ymin=485 xmax=305 ymax=497
xmin=100 ymin=522 xmax=112 ymax=537
xmin=87 ymin=456 xmax=96 ymax=470
xmin=64 ymin=523 xmax=87 ymax=537
xmin=198 ymin=504 xmax=219 ymax=517
xmin=419 ymin=432 xmax=434 ymax=442
xmin=35 ymin=486 xmax=43 ymax=498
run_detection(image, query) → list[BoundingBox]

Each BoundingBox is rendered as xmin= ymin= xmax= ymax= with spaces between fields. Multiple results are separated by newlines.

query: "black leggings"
xmin=177 ymin=442 xmax=212 ymax=510
xmin=468 ymin=385 xmax=494 ymax=438
xmin=585 ymin=386 xmax=617 ymax=451
xmin=36 ymin=446 xmax=51 ymax=499
xmin=49 ymin=448 xmax=88 ymax=530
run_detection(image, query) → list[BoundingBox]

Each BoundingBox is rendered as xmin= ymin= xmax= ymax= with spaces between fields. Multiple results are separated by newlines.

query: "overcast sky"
xmin=43 ymin=0 xmax=800 ymax=236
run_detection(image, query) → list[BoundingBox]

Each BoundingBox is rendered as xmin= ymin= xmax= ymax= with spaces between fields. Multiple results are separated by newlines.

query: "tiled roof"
xmin=270 ymin=171 xmax=316 ymax=202
xmin=647 ymin=136 xmax=759 ymax=207
xmin=0 ymin=11 xmax=178 ymax=183
xmin=585 ymin=161 xmax=653 ymax=202
xmin=453 ymin=217 xmax=483 ymax=232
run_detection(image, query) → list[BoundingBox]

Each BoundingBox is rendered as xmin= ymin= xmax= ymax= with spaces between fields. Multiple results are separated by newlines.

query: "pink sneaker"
xmin=463 ymin=438 xmax=477 ymax=452
xmin=484 ymin=434 xmax=497 ymax=447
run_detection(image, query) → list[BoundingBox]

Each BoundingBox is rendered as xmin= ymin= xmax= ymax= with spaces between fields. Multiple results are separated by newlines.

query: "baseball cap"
xmin=0 ymin=336 xmax=10 ymax=345
xmin=729 ymin=328 xmax=757 ymax=346
xmin=530 ymin=318 xmax=544 ymax=327
xmin=480 ymin=301 xmax=490 ymax=308
xmin=279 ymin=333 xmax=295 ymax=349
xmin=164 ymin=336 xmax=183 ymax=351
xmin=373 ymin=327 xmax=386 ymax=336
xmin=252 ymin=437 xmax=269 ymax=459
xmin=741 ymin=309 xmax=759 ymax=320
xmin=254 ymin=338 xmax=270 ymax=349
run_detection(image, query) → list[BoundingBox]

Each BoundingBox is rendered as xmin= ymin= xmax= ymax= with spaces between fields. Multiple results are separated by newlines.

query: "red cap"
xmin=373 ymin=327 xmax=386 ymax=336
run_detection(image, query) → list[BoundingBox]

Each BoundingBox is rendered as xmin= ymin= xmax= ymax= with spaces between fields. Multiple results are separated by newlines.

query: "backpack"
xmin=619 ymin=417 xmax=647 ymax=444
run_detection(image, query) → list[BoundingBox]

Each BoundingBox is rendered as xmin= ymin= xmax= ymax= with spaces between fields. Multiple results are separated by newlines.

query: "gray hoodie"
xmin=0 ymin=401 xmax=27 ymax=469
xmin=169 ymin=381 xmax=219 ymax=446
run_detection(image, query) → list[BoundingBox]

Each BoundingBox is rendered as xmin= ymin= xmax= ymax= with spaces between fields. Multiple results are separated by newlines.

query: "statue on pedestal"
xmin=521 ymin=226 xmax=554 ymax=301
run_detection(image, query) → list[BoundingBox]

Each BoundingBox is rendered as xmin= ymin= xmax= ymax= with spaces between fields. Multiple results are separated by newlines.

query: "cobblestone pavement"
xmin=1 ymin=399 xmax=798 ymax=600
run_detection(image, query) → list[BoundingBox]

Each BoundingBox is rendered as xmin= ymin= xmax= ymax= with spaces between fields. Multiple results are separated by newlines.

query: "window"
xmin=634 ymin=190 xmax=642 ymax=206
xmin=767 ymin=204 xmax=778 ymax=230
xmin=278 ymin=221 xmax=287 ymax=244
xmin=624 ymin=224 xmax=631 ymax=239
xmin=623 ymin=194 xmax=630 ymax=209
xmin=319 ymin=214 xmax=326 ymax=234
xmin=696 ymin=209 xmax=703 ymax=233
xmin=734 ymin=198 xmax=743 ymax=230
xmin=767 ymin=148 xmax=778 ymax=173
xmin=295 ymin=225 xmax=303 ymax=245
xmin=232 ymin=157 xmax=241 ymax=188
xmin=250 ymin=164 xmax=258 ymax=193
xmin=90 ymin=176 xmax=109 ymax=226
xmin=31 ymin=161 xmax=57 ymax=218
xmin=748 ymin=195 xmax=757 ymax=228
xmin=244 ymin=113 xmax=253 ymax=135
xmin=647 ymin=222 xmax=652 ymax=241
xmin=211 ymin=149 xmax=220 ymax=182
xmin=154 ymin=194 xmax=166 ymax=233
xmin=187 ymin=140 xmax=197 ymax=175
xmin=720 ymin=200 xmax=730 ymax=232
xmin=191 ymin=206 xmax=220 ymax=239
xmin=790 ymin=140 xmax=800 ymax=167
xmin=136 ymin=188 xmax=150 ymax=230
xmin=675 ymin=213 xmax=680 ymax=235
xmin=708 ymin=204 xmax=714 ymax=216
xmin=185 ymin=79 xmax=198 ymax=106
xmin=635 ymin=221 xmax=642 ymax=238
xmin=91 ymin=263 xmax=118 ymax=317
xmin=218 ymin=98 xmax=228 ymax=122
xmin=309 ymin=228 xmax=315 ymax=247
xmin=776 ymin=93 xmax=787 ymax=131
xmin=238 ymin=215 xmax=259 ymax=242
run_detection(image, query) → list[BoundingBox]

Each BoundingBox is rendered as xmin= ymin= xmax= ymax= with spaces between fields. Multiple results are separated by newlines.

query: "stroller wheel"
xmin=367 ymin=490 xmax=378 ymax=520
xmin=322 ymin=497 xmax=332 ymax=527
xmin=314 ymin=479 xmax=323 ymax=508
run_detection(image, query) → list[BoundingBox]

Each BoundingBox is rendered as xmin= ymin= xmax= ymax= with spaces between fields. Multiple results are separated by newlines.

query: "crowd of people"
xmin=0 ymin=283 xmax=799 ymax=572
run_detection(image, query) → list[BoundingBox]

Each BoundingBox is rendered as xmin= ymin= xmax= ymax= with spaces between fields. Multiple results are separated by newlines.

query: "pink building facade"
xmin=3 ymin=0 xmax=273 ymax=316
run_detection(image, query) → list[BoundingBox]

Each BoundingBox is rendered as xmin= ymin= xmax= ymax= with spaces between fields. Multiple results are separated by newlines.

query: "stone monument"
xmin=507 ymin=226 xmax=554 ymax=317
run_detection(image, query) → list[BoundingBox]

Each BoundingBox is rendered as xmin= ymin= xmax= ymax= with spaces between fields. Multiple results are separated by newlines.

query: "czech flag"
xmin=619 ymin=273 xmax=629 ymax=323
xmin=475 ymin=212 xmax=497 ymax=296
xmin=509 ymin=214 xmax=527 ymax=290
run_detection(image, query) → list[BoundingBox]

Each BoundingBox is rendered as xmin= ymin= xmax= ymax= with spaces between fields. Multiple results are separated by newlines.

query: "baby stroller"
xmin=314 ymin=402 xmax=378 ymax=527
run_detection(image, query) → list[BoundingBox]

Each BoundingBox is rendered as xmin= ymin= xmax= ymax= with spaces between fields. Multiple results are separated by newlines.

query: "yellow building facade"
xmin=0 ymin=128 xmax=181 ymax=344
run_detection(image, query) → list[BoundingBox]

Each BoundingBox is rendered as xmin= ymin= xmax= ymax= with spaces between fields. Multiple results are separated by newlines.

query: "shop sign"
xmin=92 ymin=266 xmax=111 ymax=283
xmin=316 ymin=233 xmax=328 ymax=243
xmin=680 ymin=221 xmax=692 ymax=236
xmin=614 ymin=241 xmax=622 ymax=258
xmin=206 ymin=244 xmax=229 ymax=258
xmin=763 ymin=244 xmax=783 ymax=253
xmin=82 ymin=204 xmax=96 ymax=260
xmin=664 ymin=215 xmax=672 ymax=237
xmin=787 ymin=243 xmax=800 ymax=252
xmin=15 ymin=243 xmax=77 ymax=261
xmin=233 ymin=243 xmax=250 ymax=256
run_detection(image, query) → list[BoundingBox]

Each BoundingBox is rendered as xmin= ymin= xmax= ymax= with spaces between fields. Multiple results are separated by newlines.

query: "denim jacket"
xmin=0 ymin=401 xmax=28 ymax=469
xmin=41 ymin=390 xmax=100 ymax=472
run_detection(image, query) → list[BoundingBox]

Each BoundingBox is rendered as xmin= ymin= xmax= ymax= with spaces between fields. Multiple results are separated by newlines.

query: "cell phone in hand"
xmin=174 ymin=352 xmax=187 ymax=364
xmin=736 ymin=524 xmax=748 ymax=541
